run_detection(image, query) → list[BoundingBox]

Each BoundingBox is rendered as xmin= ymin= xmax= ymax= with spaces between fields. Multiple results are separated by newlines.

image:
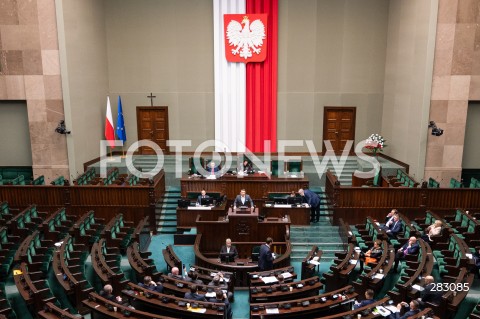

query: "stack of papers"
xmin=373 ymin=273 xmax=384 ymax=279
xmin=261 ymin=276 xmax=278 ymax=284
xmin=266 ymin=308 xmax=279 ymax=314
xmin=349 ymin=259 xmax=358 ymax=265
xmin=385 ymin=305 xmax=399 ymax=313
xmin=309 ymin=260 xmax=320 ymax=266
xmin=205 ymin=292 xmax=216 ymax=298
xmin=281 ymin=272 xmax=293 ymax=278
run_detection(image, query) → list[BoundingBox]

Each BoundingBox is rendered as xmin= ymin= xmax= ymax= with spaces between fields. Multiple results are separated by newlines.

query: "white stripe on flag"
xmin=213 ymin=0 xmax=246 ymax=152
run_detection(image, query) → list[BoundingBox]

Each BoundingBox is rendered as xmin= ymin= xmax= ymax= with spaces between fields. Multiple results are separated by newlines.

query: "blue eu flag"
xmin=116 ymin=96 xmax=126 ymax=142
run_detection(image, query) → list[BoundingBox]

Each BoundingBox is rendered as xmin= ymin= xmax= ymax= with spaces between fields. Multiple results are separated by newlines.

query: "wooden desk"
xmin=250 ymin=286 xmax=357 ymax=318
xmin=181 ymin=174 xmax=308 ymax=200
xmin=249 ymin=276 xmax=323 ymax=303
xmin=177 ymin=202 xmax=228 ymax=229
xmin=263 ymin=204 xmax=310 ymax=225
xmin=195 ymin=208 xmax=291 ymax=252
xmin=194 ymin=234 xmax=292 ymax=287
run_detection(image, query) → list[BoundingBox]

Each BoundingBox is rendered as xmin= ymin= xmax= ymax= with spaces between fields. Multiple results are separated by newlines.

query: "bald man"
xmin=421 ymin=276 xmax=442 ymax=304
xmin=393 ymin=237 xmax=419 ymax=272
xmin=298 ymin=188 xmax=321 ymax=223
xmin=220 ymin=238 xmax=238 ymax=260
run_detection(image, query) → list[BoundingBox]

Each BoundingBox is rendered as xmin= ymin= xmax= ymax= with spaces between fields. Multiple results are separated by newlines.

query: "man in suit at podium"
xmin=196 ymin=189 xmax=209 ymax=205
xmin=233 ymin=189 xmax=254 ymax=208
xmin=220 ymin=238 xmax=239 ymax=260
xmin=258 ymin=237 xmax=275 ymax=271
xmin=298 ymin=188 xmax=321 ymax=223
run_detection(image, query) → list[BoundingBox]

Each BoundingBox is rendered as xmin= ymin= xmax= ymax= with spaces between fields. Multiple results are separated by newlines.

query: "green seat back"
xmin=287 ymin=161 xmax=302 ymax=173
xmin=271 ymin=160 xmax=283 ymax=177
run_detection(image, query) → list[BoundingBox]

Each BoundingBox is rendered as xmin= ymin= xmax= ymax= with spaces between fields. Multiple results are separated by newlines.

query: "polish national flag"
xmin=105 ymin=96 xmax=115 ymax=148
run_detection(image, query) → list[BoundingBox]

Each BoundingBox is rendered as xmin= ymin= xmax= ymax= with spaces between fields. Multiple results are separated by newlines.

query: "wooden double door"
xmin=136 ymin=107 xmax=169 ymax=155
xmin=323 ymin=107 xmax=356 ymax=154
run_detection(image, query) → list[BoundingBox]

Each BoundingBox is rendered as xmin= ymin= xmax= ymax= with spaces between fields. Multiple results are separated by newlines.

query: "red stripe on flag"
xmin=246 ymin=0 xmax=278 ymax=152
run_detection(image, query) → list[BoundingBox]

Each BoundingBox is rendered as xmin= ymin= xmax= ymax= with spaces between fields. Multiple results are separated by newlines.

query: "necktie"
xmin=211 ymin=167 xmax=214 ymax=175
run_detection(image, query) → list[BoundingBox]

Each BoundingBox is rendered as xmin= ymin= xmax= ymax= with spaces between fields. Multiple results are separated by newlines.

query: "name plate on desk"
xmin=187 ymin=206 xmax=212 ymax=210
xmin=274 ymin=204 xmax=292 ymax=208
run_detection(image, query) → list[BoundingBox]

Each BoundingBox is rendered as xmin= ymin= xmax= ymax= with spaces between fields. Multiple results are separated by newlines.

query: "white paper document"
xmin=373 ymin=273 xmax=384 ymax=279
xmin=385 ymin=305 xmax=400 ymax=313
xmin=281 ymin=272 xmax=293 ymax=278
xmin=412 ymin=284 xmax=424 ymax=291
xmin=188 ymin=206 xmax=211 ymax=210
xmin=261 ymin=276 xmax=278 ymax=284
xmin=266 ymin=308 xmax=279 ymax=314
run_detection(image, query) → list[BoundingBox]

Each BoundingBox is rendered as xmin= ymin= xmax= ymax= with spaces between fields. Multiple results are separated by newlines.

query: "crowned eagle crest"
xmin=226 ymin=16 xmax=266 ymax=60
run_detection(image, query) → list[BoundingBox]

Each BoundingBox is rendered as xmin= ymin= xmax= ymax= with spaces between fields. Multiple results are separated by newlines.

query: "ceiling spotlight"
xmin=428 ymin=121 xmax=443 ymax=136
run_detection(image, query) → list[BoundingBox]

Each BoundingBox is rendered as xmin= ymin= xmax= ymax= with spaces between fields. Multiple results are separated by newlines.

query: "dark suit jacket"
xmin=353 ymin=298 xmax=375 ymax=309
xmin=241 ymin=162 xmax=253 ymax=172
xmin=220 ymin=245 xmax=239 ymax=259
xmin=208 ymin=298 xmax=232 ymax=319
xmin=99 ymin=291 xmax=117 ymax=303
xmin=184 ymin=292 xmax=206 ymax=301
xmin=421 ymin=283 xmax=442 ymax=304
xmin=196 ymin=194 xmax=210 ymax=205
xmin=138 ymin=282 xmax=163 ymax=293
xmin=400 ymin=241 xmax=420 ymax=255
xmin=393 ymin=309 xmax=420 ymax=319
xmin=206 ymin=165 xmax=220 ymax=174
xmin=302 ymin=189 xmax=320 ymax=208
xmin=388 ymin=220 xmax=403 ymax=236
xmin=258 ymin=243 xmax=274 ymax=271
xmin=234 ymin=195 xmax=254 ymax=207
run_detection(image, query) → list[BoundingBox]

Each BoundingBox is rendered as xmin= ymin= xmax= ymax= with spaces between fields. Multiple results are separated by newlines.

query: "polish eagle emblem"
xmin=224 ymin=14 xmax=268 ymax=63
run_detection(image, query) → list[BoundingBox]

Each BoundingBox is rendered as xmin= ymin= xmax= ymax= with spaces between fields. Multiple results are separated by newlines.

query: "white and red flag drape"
xmin=213 ymin=0 xmax=278 ymax=152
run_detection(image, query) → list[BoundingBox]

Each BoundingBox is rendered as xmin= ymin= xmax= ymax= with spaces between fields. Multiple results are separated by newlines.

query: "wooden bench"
xmin=249 ymin=285 xmax=357 ymax=318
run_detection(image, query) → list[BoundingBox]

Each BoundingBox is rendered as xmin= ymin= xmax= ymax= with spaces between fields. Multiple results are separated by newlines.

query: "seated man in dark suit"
xmin=138 ymin=275 xmax=163 ymax=293
xmin=353 ymin=289 xmax=376 ymax=309
xmin=208 ymin=274 xmax=233 ymax=301
xmin=219 ymin=238 xmax=239 ymax=260
xmin=208 ymin=289 xmax=232 ymax=319
xmin=392 ymin=237 xmax=419 ymax=272
xmin=473 ymin=247 xmax=480 ymax=277
xmin=168 ymin=267 xmax=185 ymax=280
xmin=206 ymin=161 xmax=220 ymax=176
xmin=186 ymin=271 xmax=204 ymax=285
xmin=380 ymin=209 xmax=398 ymax=229
xmin=386 ymin=214 xmax=403 ymax=238
xmin=196 ymin=189 xmax=209 ymax=205
xmin=184 ymin=284 xmax=206 ymax=301
xmin=99 ymin=284 xmax=126 ymax=305
xmin=233 ymin=189 xmax=254 ymax=208
xmin=390 ymin=300 xmax=420 ymax=319
xmin=420 ymin=276 xmax=443 ymax=305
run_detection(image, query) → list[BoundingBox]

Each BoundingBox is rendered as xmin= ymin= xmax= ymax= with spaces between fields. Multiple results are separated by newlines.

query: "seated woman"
xmin=359 ymin=239 xmax=383 ymax=271
xmin=421 ymin=220 xmax=442 ymax=246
